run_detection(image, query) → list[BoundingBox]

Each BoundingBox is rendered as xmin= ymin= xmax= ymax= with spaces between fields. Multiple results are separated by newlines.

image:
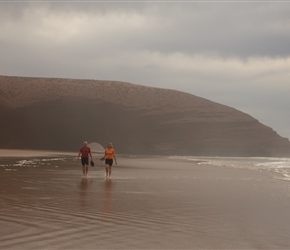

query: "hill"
xmin=0 ymin=75 xmax=290 ymax=156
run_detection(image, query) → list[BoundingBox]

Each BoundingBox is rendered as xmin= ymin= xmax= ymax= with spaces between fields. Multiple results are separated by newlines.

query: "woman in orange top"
xmin=102 ymin=142 xmax=117 ymax=179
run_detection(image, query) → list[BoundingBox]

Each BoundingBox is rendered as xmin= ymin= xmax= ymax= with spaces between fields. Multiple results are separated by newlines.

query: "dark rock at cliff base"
xmin=0 ymin=75 xmax=289 ymax=157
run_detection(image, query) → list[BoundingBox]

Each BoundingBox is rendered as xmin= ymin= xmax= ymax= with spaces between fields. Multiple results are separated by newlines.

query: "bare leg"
xmin=85 ymin=165 xmax=88 ymax=177
xmin=109 ymin=166 xmax=112 ymax=178
xmin=106 ymin=165 xmax=109 ymax=178
xmin=82 ymin=165 xmax=86 ymax=177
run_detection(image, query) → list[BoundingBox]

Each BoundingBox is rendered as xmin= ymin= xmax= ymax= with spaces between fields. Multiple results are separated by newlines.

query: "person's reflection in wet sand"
xmin=79 ymin=178 xmax=89 ymax=211
xmin=102 ymin=178 xmax=113 ymax=222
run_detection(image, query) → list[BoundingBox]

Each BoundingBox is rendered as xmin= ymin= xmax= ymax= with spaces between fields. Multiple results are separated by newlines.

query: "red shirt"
xmin=80 ymin=146 xmax=91 ymax=158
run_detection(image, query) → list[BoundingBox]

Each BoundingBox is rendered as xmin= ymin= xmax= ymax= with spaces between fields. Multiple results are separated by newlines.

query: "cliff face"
xmin=1 ymin=75 xmax=289 ymax=156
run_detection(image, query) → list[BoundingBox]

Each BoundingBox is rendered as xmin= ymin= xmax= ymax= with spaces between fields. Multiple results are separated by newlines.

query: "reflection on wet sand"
xmin=102 ymin=179 xmax=113 ymax=222
xmin=2 ymin=155 xmax=290 ymax=249
xmin=79 ymin=178 xmax=89 ymax=211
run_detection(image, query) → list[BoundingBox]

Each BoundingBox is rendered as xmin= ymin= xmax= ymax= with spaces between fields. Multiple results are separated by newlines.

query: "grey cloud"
xmin=2 ymin=2 xmax=290 ymax=58
xmin=142 ymin=3 xmax=290 ymax=57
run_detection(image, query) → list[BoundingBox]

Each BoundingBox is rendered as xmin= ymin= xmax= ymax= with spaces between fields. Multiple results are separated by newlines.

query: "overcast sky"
xmin=1 ymin=0 xmax=290 ymax=139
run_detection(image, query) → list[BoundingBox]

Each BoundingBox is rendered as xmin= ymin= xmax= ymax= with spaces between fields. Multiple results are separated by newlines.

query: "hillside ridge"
xmin=0 ymin=75 xmax=289 ymax=157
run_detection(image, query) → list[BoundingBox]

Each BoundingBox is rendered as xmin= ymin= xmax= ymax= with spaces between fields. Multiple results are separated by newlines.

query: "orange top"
xmin=105 ymin=148 xmax=115 ymax=159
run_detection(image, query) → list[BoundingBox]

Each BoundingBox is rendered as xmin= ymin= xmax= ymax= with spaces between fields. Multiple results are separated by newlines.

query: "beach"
xmin=1 ymin=151 xmax=290 ymax=249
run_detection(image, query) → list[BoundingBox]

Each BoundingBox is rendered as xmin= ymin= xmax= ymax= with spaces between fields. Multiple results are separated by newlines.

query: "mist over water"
xmin=1 ymin=154 xmax=290 ymax=249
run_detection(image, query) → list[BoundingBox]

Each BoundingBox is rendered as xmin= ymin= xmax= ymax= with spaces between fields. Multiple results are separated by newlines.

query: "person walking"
xmin=101 ymin=142 xmax=117 ymax=179
xmin=78 ymin=141 xmax=93 ymax=178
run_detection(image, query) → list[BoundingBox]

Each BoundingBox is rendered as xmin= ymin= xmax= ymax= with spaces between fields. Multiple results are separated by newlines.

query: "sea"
xmin=169 ymin=155 xmax=290 ymax=181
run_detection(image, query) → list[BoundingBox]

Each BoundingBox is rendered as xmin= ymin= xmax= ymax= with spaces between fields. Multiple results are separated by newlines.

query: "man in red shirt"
xmin=78 ymin=141 xmax=93 ymax=178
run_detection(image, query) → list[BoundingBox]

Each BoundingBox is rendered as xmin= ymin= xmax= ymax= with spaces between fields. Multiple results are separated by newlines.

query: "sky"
xmin=1 ymin=0 xmax=290 ymax=139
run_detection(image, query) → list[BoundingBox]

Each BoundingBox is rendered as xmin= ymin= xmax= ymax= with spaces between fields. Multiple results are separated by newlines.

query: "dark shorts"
xmin=105 ymin=159 xmax=113 ymax=166
xmin=81 ymin=157 xmax=89 ymax=166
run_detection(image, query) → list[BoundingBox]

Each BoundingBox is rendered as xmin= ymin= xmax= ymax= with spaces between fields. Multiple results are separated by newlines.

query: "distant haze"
xmin=1 ymin=1 xmax=290 ymax=139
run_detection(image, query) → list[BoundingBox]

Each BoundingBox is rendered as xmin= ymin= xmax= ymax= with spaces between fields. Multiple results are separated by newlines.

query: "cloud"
xmin=2 ymin=2 xmax=290 ymax=55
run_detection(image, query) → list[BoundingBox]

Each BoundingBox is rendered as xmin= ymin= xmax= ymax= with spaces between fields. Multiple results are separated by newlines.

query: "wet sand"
xmin=0 ymin=149 xmax=76 ymax=158
xmin=1 ymin=153 xmax=290 ymax=249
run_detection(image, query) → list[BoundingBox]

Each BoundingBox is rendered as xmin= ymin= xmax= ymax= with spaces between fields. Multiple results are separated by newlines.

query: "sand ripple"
xmin=2 ymin=156 xmax=290 ymax=249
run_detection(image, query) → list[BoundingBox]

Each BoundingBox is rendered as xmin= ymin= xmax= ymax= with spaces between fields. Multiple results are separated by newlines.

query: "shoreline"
xmin=1 ymin=153 xmax=290 ymax=249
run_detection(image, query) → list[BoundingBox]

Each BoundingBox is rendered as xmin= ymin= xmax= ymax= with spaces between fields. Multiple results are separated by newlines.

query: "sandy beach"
xmin=1 ymin=151 xmax=290 ymax=249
